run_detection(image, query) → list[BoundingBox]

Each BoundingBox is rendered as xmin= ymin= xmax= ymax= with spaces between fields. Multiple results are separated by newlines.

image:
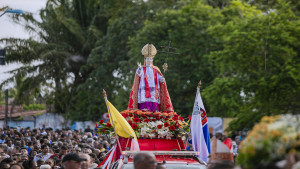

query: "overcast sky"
xmin=0 ymin=0 xmax=47 ymax=87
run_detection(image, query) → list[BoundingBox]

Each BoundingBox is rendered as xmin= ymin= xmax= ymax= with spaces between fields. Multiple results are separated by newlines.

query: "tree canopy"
xmin=1 ymin=0 xmax=299 ymax=132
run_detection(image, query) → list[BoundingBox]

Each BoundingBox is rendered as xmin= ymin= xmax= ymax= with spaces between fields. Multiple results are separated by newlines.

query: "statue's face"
xmin=144 ymin=57 xmax=153 ymax=66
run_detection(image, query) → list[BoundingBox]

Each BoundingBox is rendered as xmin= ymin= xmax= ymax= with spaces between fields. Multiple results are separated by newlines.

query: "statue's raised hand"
xmin=137 ymin=62 xmax=142 ymax=69
xmin=161 ymin=77 xmax=166 ymax=84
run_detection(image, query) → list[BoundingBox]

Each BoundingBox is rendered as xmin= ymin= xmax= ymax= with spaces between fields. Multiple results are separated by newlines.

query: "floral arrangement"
xmin=237 ymin=114 xmax=300 ymax=169
xmin=96 ymin=109 xmax=190 ymax=139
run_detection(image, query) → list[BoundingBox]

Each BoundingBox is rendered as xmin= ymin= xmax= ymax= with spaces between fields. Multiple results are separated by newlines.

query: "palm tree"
xmin=1 ymin=0 xmax=110 ymax=114
xmin=1 ymin=0 xmax=180 ymax=120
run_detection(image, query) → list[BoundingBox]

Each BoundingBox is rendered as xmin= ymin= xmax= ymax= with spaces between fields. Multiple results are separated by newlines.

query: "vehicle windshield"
xmin=122 ymin=164 xmax=206 ymax=169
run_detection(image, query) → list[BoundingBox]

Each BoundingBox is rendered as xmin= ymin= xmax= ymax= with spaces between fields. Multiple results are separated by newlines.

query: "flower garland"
xmin=96 ymin=110 xmax=190 ymax=139
xmin=237 ymin=114 xmax=300 ymax=169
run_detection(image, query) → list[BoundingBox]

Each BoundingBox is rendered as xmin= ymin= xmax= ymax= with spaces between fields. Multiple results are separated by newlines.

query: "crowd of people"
xmin=0 ymin=126 xmax=114 ymax=169
xmin=0 ymin=125 xmax=247 ymax=169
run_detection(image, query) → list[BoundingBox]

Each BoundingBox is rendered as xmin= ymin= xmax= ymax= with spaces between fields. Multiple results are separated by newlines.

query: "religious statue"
xmin=128 ymin=43 xmax=174 ymax=112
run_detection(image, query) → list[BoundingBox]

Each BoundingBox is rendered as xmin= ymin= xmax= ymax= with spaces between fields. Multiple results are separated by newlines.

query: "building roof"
xmin=0 ymin=110 xmax=46 ymax=120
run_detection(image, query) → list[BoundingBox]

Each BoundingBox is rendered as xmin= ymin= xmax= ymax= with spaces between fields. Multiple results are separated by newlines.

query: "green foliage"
xmin=1 ymin=0 xmax=299 ymax=132
xmin=33 ymin=112 xmax=44 ymax=117
xmin=205 ymin=0 xmax=300 ymax=131
xmin=16 ymin=116 xmax=23 ymax=121
xmin=128 ymin=1 xmax=223 ymax=116
xmin=69 ymin=0 xmax=185 ymax=120
xmin=1 ymin=0 xmax=121 ymax=118
xmin=24 ymin=104 xmax=46 ymax=111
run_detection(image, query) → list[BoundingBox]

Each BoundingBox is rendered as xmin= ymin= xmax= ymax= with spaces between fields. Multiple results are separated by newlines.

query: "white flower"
xmin=149 ymin=133 xmax=155 ymax=138
xmin=149 ymin=122 xmax=157 ymax=128
xmin=166 ymin=133 xmax=174 ymax=139
xmin=140 ymin=126 xmax=150 ymax=134
xmin=157 ymin=129 xmax=167 ymax=137
xmin=155 ymin=121 xmax=163 ymax=125
xmin=268 ymin=121 xmax=285 ymax=130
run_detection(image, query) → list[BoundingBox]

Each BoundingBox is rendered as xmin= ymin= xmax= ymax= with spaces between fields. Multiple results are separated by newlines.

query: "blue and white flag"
xmin=190 ymin=87 xmax=209 ymax=163
xmin=200 ymin=97 xmax=211 ymax=154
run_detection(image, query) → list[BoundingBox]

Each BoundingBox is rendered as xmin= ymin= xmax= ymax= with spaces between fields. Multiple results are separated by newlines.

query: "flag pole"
xmin=196 ymin=80 xmax=202 ymax=95
xmin=198 ymin=80 xmax=201 ymax=89
xmin=185 ymin=80 xmax=202 ymax=149
xmin=103 ymin=89 xmax=123 ymax=155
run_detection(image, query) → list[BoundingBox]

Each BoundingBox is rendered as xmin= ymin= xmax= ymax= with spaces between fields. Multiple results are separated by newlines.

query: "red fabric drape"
xmin=119 ymin=137 xmax=185 ymax=151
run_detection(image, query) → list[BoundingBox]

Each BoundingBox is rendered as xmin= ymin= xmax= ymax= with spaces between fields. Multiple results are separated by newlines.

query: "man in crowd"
xmin=50 ymin=145 xmax=68 ymax=160
xmin=79 ymin=153 xmax=91 ymax=169
xmin=134 ymin=152 xmax=157 ymax=169
xmin=233 ymin=135 xmax=241 ymax=158
xmin=62 ymin=153 xmax=86 ymax=169
xmin=75 ymin=147 xmax=82 ymax=154
xmin=20 ymin=147 xmax=28 ymax=156
xmin=84 ymin=125 xmax=93 ymax=133
xmin=33 ymin=145 xmax=52 ymax=162
xmin=6 ymin=140 xmax=13 ymax=148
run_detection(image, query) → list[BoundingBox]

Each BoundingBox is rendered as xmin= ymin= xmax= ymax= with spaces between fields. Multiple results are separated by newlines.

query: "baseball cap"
xmin=62 ymin=153 xmax=87 ymax=163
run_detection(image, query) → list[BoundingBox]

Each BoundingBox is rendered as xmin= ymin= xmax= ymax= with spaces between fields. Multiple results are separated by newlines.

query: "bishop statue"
xmin=128 ymin=43 xmax=173 ymax=112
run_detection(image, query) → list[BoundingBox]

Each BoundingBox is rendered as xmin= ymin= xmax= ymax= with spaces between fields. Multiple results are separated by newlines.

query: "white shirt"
xmin=33 ymin=153 xmax=53 ymax=162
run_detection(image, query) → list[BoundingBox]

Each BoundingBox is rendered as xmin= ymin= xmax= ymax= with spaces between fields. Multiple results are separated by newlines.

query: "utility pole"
xmin=0 ymin=49 xmax=5 ymax=65
xmin=5 ymin=89 xmax=8 ymax=128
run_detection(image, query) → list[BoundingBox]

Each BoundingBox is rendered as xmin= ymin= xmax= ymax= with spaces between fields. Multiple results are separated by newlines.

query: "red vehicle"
xmin=111 ymin=151 xmax=207 ymax=169
xmin=110 ymin=138 xmax=207 ymax=169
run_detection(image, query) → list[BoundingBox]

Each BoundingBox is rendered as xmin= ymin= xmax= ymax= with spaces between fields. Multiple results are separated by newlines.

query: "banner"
xmin=190 ymin=88 xmax=209 ymax=163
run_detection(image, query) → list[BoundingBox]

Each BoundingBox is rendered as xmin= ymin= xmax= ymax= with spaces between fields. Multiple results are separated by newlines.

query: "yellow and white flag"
xmin=105 ymin=100 xmax=138 ymax=141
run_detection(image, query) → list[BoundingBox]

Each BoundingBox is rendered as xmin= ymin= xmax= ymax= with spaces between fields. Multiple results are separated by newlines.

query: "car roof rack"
xmin=122 ymin=151 xmax=201 ymax=164
xmin=122 ymin=151 xmax=200 ymax=156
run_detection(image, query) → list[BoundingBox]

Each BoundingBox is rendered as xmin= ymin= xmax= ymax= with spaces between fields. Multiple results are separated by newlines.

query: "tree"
xmin=1 ymin=0 xmax=113 ymax=116
xmin=127 ymin=1 xmax=223 ymax=116
xmin=204 ymin=0 xmax=300 ymax=131
xmin=70 ymin=0 xmax=186 ymax=120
